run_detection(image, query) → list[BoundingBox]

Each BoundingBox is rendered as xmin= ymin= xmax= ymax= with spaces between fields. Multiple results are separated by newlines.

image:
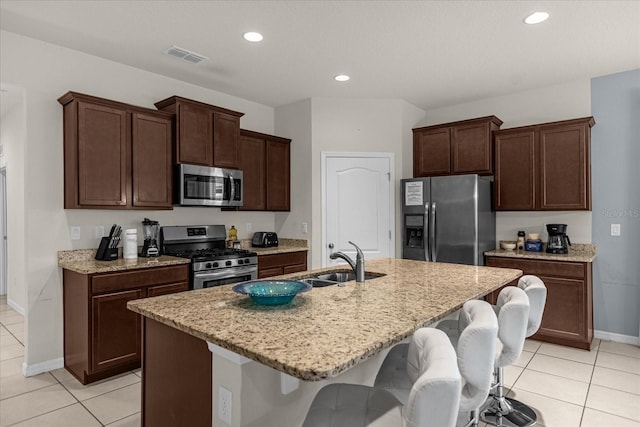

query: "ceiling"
xmin=1 ymin=1 xmax=638 ymax=110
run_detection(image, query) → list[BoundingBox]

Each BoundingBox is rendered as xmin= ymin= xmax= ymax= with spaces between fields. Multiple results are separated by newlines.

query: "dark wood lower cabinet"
xmin=142 ymin=318 xmax=212 ymax=427
xmin=257 ymin=251 xmax=308 ymax=279
xmin=62 ymin=264 xmax=189 ymax=384
xmin=485 ymin=256 xmax=593 ymax=350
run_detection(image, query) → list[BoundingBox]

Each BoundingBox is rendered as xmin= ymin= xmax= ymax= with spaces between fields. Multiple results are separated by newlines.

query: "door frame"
xmin=321 ymin=152 xmax=395 ymax=267
xmin=0 ymin=165 xmax=6 ymax=295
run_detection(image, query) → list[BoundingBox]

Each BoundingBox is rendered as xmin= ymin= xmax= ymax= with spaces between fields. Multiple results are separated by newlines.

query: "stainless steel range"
xmin=160 ymin=225 xmax=258 ymax=289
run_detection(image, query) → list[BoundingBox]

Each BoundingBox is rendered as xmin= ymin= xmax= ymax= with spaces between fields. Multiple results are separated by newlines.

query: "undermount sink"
xmin=299 ymin=271 xmax=386 ymax=287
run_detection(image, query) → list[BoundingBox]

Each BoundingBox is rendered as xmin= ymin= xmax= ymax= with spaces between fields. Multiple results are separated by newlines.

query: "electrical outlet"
xmin=611 ymin=223 xmax=621 ymax=236
xmin=218 ymin=386 xmax=232 ymax=425
xmin=246 ymin=223 xmax=252 ymax=233
xmin=301 ymin=222 xmax=308 ymax=234
xmin=70 ymin=227 xmax=81 ymax=240
xmin=95 ymin=226 xmax=105 ymax=239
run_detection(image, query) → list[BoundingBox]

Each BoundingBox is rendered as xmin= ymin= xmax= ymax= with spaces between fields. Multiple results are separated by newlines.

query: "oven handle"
xmin=194 ymin=265 xmax=257 ymax=280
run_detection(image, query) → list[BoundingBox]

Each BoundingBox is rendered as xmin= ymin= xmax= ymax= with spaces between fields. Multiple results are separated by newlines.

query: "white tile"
xmin=106 ymin=412 xmax=141 ymax=427
xmin=0 ymin=301 xmax=11 ymax=312
xmin=131 ymin=368 xmax=141 ymax=378
xmin=50 ymin=367 xmax=77 ymax=383
xmin=596 ymin=351 xmax=640 ymax=375
xmin=523 ymin=339 xmax=543 ymax=353
xmin=513 ymin=350 xmax=535 ymax=368
xmin=503 ymin=365 xmax=524 ymax=388
xmin=0 ymin=310 xmax=24 ymax=325
xmin=0 ymin=325 xmax=9 ymax=335
xmin=527 ymin=354 xmax=594 ymax=383
xmin=0 ymin=371 xmax=58 ymax=400
xmin=506 ymin=387 xmax=583 ymax=427
xmin=537 ymin=342 xmax=597 ymax=365
xmin=0 ymin=333 xmax=20 ymax=347
xmin=5 ymin=322 xmax=24 ymax=336
xmin=586 ymin=384 xmax=640 ymax=422
xmin=0 ymin=356 xmax=24 ymax=378
xmin=599 ymin=340 xmax=640 ymax=359
xmin=514 ymin=369 xmax=589 ymax=406
xmin=591 ymin=366 xmax=640 ymax=396
xmin=10 ymin=403 xmax=102 ymax=427
xmin=0 ymin=342 xmax=24 ymax=361
xmin=580 ymin=408 xmax=640 ymax=427
xmin=62 ymin=372 xmax=140 ymax=401
xmin=0 ymin=384 xmax=76 ymax=426
xmin=82 ymin=382 xmax=141 ymax=425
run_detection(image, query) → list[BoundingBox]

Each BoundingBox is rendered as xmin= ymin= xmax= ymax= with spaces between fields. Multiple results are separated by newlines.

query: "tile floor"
xmin=1 ymin=294 xmax=639 ymax=427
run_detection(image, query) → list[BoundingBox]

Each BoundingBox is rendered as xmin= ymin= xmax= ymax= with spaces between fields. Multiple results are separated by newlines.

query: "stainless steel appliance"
xmin=546 ymin=223 xmax=571 ymax=254
xmin=401 ymin=174 xmax=495 ymax=265
xmin=140 ymin=218 xmax=160 ymax=257
xmin=161 ymin=225 xmax=257 ymax=289
xmin=252 ymin=232 xmax=278 ymax=248
xmin=176 ymin=164 xmax=243 ymax=207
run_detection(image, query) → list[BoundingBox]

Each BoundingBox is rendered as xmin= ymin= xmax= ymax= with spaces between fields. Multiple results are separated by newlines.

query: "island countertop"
xmin=127 ymin=258 xmax=521 ymax=381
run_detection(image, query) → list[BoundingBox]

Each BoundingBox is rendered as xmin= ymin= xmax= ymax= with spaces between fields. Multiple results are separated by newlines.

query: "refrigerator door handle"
xmin=431 ymin=201 xmax=437 ymax=262
xmin=424 ymin=203 xmax=430 ymax=261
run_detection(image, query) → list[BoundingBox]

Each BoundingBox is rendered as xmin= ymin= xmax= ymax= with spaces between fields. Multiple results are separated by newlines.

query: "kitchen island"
xmin=128 ymin=258 xmax=521 ymax=427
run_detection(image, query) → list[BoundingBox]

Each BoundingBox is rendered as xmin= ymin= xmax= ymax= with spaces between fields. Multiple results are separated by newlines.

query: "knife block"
xmin=95 ymin=237 xmax=118 ymax=261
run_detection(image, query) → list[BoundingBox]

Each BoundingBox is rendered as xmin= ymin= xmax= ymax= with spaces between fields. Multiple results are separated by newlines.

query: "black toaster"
xmin=252 ymin=232 xmax=278 ymax=248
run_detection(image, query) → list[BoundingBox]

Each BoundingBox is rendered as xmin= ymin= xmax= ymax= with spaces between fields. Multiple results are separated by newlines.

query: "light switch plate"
xmin=611 ymin=223 xmax=621 ymax=236
xmin=95 ymin=226 xmax=105 ymax=239
xmin=70 ymin=227 xmax=81 ymax=240
xmin=218 ymin=386 xmax=232 ymax=425
xmin=301 ymin=222 xmax=308 ymax=234
xmin=246 ymin=223 xmax=252 ymax=233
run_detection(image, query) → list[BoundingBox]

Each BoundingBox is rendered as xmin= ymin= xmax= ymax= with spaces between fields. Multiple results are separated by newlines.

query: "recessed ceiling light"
xmin=334 ymin=74 xmax=350 ymax=82
xmin=524 ymin=12 xmax=549 ymax=25
xmin=243 ymin=32 xmax=263 ymax=42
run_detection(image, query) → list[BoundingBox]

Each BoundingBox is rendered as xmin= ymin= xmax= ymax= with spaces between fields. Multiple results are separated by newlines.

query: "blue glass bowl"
xmin=232 ymin=280 xmax=312 ymax=306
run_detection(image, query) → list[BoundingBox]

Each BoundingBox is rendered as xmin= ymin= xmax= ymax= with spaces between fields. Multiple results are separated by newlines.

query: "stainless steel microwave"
xmin=176 ymin=164 xmax=243 ymax=207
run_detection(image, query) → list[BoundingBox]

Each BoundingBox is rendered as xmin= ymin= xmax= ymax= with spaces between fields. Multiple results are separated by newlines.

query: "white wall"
xmin=0 ymin=30 xmax=279 ymax=372
xmin=421 ymin=79 xmax=593 ymax=243
xmin=0 ymin=85 xmax=27 ymax=312
xmin=306 ymin=98 xmax=424 ymax=268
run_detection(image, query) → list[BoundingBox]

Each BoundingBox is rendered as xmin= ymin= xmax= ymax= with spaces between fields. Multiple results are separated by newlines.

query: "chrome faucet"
xmin=329 ymin=241 xmax=365 ymax=282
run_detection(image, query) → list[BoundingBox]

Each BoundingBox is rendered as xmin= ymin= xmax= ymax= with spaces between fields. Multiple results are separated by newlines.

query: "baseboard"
xmin=594 ymin=330 xmax=640 ymax=345
xmin=7 ymin=298 xmax=25 ymax=315
xmin=22 ymin=357 xmax=64 ymax=377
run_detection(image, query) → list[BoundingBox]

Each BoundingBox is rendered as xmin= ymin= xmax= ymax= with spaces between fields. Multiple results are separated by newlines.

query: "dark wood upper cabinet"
xmin=413 ymin=116 xmax=502 ymax=177
xmin=238 ymin=129 xmax=291 ymax=212
xmin=132 ymin=112 xmax=173 ymax=208
xmin=154 ymin=96 xmax=244 ymax=169
xmin=494 ymin=117 xmax=594 ymax=211
xmin=59 ymin=92 xmax=174 ymax=210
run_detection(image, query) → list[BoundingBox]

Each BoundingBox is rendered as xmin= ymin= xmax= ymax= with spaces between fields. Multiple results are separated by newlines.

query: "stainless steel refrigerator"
xmin=401 ymin=174 xmax=495 ymax=265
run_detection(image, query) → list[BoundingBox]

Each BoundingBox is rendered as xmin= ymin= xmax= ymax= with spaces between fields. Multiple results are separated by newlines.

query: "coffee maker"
xmin=546 ymin=223 xmax=571 ymax=254
xmin=140 ymin=218 xmax=160 ymax=257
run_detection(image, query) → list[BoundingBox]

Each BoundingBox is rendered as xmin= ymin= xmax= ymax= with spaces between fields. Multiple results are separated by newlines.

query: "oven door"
xmin=192 ymin=265 xmax=257 ymax=290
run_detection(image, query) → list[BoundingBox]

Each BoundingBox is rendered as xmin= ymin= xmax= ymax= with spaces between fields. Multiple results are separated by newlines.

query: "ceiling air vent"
xmin=164 ymin=46 xmax=208 ymax=64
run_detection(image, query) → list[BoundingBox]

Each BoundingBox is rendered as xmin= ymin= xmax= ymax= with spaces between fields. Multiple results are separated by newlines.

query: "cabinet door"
xmin=238 ymin=134 xmax=266 ymax=210
xmin=539 ymin=123 xmax=590 ymax=210
xmin=413 ymin=128 xmax=451 ymax=177
xmin=452 ymin=122 xmax=492 ymax=174
xmin=132 ymin=112 xmax=173 ymax=208
xmin=266 ymin=140 xmax=291 ymax=211
xmin=177 ymin=103 xmax=213 ymax=166
xmin=77 ymin=101 xmax=128 ymax=206
xmin=533 ymin=276 xmax=586 ymax=342
xmin=258 ymin=266 xmax=284 ymax=279
xmin=147 ymin=282 xmax=189 ymax=297
xmin=212 ymin=112 xmax=240 ymax=169
xmin=91 ymin=289 xmax=143 ymax=372
xmin=494 ymin=131 xmax=537 ymax=210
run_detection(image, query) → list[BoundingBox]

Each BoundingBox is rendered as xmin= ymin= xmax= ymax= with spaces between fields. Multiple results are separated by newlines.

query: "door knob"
xmin=328 ymin=243 xmax=334 ymax=249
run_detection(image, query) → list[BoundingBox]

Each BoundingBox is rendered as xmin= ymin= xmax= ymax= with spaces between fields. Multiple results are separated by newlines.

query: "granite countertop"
xmin=485 ymin=243 xmax=596 ymax=263
xmin=127 ymin=258 xmax=521 ymax=381
xmin=58 ymin=249 xmax=190 ymax=274
xmin=238 ymin=238 xmax=308 ymax=256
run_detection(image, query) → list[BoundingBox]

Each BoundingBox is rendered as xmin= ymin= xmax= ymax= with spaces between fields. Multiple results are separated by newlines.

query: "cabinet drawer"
xmin=283 ymin=264 xmax=307 ymax=275
xmin=92 ymin=265 xmax=189 ymax=294
xmin=258 ymin=252 xmax=307 ymax=269
xmin=147 ymin=282 xmax=189 ymax=297
xmin=486 ymin=257 xmax=585 ymax=279
xmin=258 ymin=267 xmax=283 ymax=279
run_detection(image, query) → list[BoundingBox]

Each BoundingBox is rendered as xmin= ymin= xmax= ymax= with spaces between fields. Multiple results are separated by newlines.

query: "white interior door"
xmin=323 ymin=153 xmax=394 ymax=267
